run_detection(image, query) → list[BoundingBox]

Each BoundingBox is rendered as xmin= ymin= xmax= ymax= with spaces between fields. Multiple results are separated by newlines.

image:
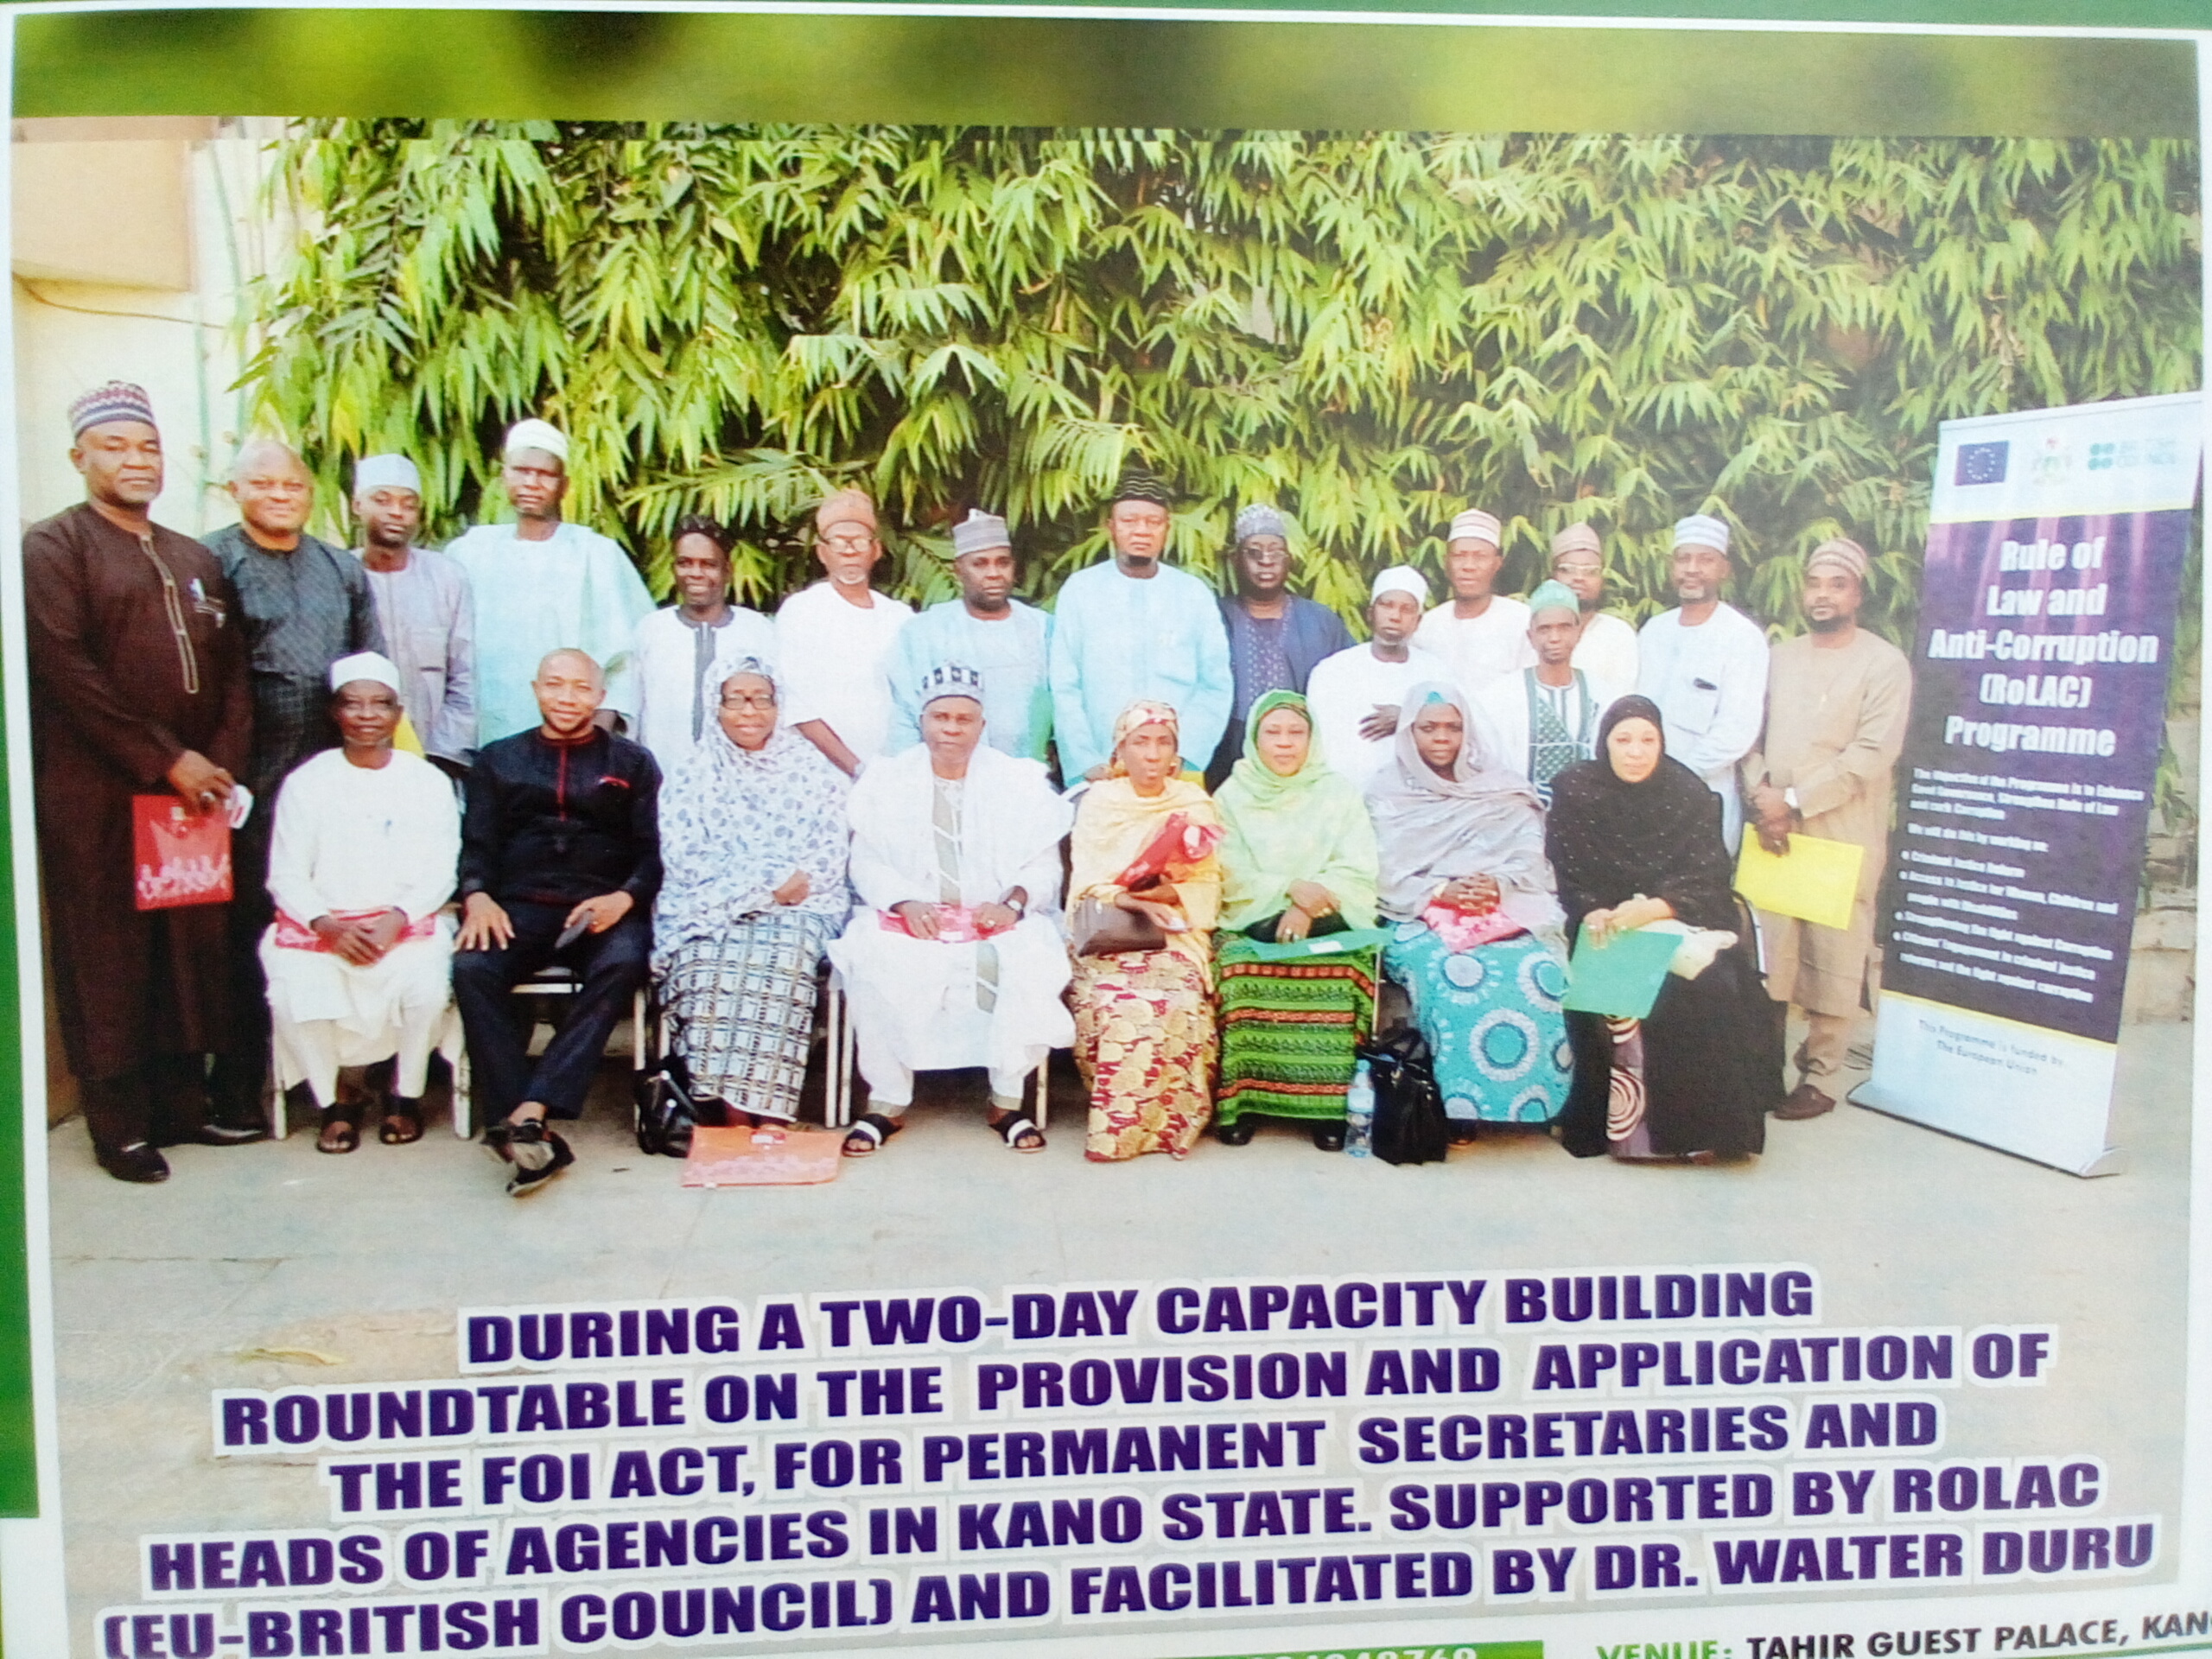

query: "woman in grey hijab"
xmin=1370 ymin=682 xmax=1573 ymax=1136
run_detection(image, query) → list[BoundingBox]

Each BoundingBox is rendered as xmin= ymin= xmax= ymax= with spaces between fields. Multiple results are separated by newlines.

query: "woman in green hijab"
xmin=1212 ymin=690 xmax=1382 ymax=1150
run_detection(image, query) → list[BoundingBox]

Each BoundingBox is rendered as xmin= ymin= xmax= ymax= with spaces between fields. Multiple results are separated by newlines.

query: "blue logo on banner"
xmin=1955 ymin=441 xmax=2009 ymax=486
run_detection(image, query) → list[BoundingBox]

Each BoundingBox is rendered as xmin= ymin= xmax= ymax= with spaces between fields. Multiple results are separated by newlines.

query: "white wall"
xmin=11 ymin=120 xmax=287 ymax=537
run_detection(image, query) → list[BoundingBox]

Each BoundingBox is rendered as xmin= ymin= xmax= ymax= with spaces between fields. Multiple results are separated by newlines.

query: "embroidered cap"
xmin=919 ymin=662 xmax=985 ymax=707
xmin=69 ymin=381 xmax=157 ymax=438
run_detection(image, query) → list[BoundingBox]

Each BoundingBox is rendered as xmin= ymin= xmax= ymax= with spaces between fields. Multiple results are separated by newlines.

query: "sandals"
xmin=316 ymin=1105 xmax=359 ymax=1154
xmin=379 ymin=1097 xmax=424 ymax=1146
xmin=988 ymin=1110 xmax=1046 ymax=1154
xmin=842 ymin=1112 xmax=903 ymax=1157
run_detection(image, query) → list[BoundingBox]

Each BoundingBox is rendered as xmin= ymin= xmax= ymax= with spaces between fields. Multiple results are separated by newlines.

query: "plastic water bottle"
xmin=1344 ymin=1061 xmax=1375 ymax=1158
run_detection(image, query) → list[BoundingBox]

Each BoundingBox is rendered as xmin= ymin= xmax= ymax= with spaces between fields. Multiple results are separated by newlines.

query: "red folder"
xmin=1116 ymin=811 xmax=1224 ymax=888
xmin=132 ymin=795 xmax=233 ymax=910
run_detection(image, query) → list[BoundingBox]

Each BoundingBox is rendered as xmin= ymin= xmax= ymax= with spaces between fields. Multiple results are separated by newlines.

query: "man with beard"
xmin=1206 ymin=505 xmax=1351 ymax=785
xmin=447 ymin=418 xmax=656 ymax=746
xmin=1047 ymin=464 xmax=1232 ymax=780
xmin=205 ymin=438 xmax=385 ymax=1126
xmin=616 ymin=513 xmax=778 ymax=769
xmin=351 ymin=453 xmax=475 ymax=772
xmin=25 ymin=382 xmax=259 ymax=1179
xmin=1549 ymin=522 xmax=1639 ymax=688
xmin=1636 ymin=512 xmax=1770 ymax=851
xmin=1743 ymin=538 xmax=1912 ymax=1120
xmin=885 ymin=509 xmax=1053 ymax=763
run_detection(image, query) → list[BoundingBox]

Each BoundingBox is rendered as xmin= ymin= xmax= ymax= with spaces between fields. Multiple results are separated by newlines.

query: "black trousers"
xmin=80 ymin=1058 xmax=211 ymax=1154
xmin=207 ymin=812 xmax=276 ymax=1123
xmin=452 ymin=900 xmax=650 ymax=1124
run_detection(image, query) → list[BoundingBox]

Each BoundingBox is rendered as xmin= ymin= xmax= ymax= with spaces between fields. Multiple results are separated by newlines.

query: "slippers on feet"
xmin=989 ymin=1111 xmax=1046 ymax=1154
xmin=842 ymin=1112 xmax=903 ymax=1158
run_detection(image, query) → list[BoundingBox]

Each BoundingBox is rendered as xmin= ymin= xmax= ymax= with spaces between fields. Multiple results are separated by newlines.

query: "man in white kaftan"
xmin=447 ymin=418 xmax=655 ymax=746
xmin=1304 ymin=565 xmax=1450 ymax=791
xmin=777 ymin=488 xmax=912 ymax=773
xmin=614 ymin=515 xmax=779 ymax=768
xmin=1549 ymin=522 xmax=1640 ymax=690
xmin=1414 ymin=507 xmax=1534 ymax=697
xmin=829 ymin=664 xmax=1074 ymax=1150
xmin=1637 ymin=512 xmax=1770 ymax=852
xmin=258 ymin=653 xmax=461 ymax=1136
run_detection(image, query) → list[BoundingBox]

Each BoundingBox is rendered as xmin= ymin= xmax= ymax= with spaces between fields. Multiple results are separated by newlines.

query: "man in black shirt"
xmin=454 ymin=648 xmax=660 ymax=1194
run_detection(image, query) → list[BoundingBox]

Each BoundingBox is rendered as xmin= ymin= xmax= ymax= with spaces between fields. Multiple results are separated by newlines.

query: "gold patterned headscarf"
xmin=1109 ymin=700 xmax=1180 ymax=772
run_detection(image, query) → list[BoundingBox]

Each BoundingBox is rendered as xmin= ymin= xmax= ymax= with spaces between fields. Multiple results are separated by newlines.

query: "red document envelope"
xmin=132 ymin=795 xmax=233 ymax=911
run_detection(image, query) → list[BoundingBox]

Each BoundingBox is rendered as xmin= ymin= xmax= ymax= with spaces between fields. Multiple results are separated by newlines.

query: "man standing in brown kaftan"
xmin=1743 ymin=537 xmax=1913 ymax=1120
xmin=24 ymin=383 xmax=261 ymax=1181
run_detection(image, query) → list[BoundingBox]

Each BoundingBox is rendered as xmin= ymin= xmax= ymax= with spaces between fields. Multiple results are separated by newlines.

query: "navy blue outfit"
xmin=452 ymin=727 xmax=661 ymax=1123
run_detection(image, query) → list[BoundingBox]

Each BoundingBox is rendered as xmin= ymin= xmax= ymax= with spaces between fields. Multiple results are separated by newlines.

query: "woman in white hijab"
xmin=654 ymin=659 xmax=851 ymax=1122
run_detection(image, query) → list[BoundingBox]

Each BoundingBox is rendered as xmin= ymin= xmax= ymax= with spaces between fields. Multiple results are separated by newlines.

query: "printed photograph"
xmin=10 ymin=91 xmax=2202 ymax=1651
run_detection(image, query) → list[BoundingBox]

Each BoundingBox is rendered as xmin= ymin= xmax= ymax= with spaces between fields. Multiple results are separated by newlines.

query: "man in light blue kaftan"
xmin=446 ymin=418 xmax=656 ymax=747
xmin=1046 ymin=466 xmax=1233 ymax=779
xmin=885 ymin=511 xmax=1053 ymax=763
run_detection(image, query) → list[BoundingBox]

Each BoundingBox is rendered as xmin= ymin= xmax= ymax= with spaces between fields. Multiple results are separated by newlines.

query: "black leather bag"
xmin=1361 ymin=1027 xmax=1450 ymax=1166
xmin=633 ymin=1050 xmax=706 ymax=1158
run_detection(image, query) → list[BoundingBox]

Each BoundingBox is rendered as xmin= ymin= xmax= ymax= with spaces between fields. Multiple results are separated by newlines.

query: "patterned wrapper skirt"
xmin=662 ymin=910 xmax=837 ymax=1121
xmin=1214 ymin=936 xmax=1377 ymax=1127
xmin=1382 ymin=922 xmax=1573 ymax=1123
xmin=1071 ymin=947 xmax=1217 ymax=1160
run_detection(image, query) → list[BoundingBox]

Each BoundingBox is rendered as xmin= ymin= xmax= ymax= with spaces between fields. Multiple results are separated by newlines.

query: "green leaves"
xmin=251 ymin=124 xmax=2197 ymax=649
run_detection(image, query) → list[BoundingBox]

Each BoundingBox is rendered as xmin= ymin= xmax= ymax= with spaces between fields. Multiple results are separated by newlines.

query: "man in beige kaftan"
xmin=1743 ymin=537 xmax=1913 ymax=1120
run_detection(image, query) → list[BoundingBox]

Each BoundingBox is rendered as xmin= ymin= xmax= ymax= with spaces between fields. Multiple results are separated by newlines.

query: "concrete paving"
xmin=44 ymin=1020 xmax=2194 ymax=1643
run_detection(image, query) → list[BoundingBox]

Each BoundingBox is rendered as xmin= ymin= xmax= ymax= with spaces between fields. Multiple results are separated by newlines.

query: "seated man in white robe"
xmin=830 ymin=663 xmax=1074 ymax=1155
xmin=260 ymin=652 xmax=461 ymax=1152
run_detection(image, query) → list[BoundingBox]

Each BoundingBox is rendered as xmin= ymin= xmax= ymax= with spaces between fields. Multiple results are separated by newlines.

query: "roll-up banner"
xmin=1851 ymin=393 xmax=2202 ymax=1178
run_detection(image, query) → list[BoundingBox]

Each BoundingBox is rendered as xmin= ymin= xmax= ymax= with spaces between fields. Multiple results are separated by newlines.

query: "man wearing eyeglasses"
xmin=775 ymin=488 xmax=913 ymax=777
xmin=1549 ymin=522 xmax=1640 ymax=690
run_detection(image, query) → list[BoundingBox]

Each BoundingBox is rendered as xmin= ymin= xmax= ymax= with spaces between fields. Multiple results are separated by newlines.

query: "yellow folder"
xmin=1735 ymin=832 xmax=1863 ymax=931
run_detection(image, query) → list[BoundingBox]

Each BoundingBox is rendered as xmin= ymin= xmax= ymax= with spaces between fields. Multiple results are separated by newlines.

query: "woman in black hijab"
xmin=1545 ymin=696 xmax=1780 ymax=1161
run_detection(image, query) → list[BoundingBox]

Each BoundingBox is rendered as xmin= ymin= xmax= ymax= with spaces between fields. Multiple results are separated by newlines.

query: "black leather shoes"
xmin=1214 ymin=1121 xmax=1256 ymax=1147
xmin=96 ymin=1141 xmax=170 ymax=1183
xmin=154 ymin=1120 xmax=269 ymax=1148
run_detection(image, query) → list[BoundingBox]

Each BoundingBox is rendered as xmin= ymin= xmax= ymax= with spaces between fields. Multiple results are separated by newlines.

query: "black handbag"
xmin=1361 ymin=1027 xmax=1450 ymax=1166
xmin=633 ymin=1049 xmax=709 ymax=1158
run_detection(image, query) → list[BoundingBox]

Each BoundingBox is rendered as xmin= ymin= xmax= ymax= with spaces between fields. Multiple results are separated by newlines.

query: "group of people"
xmin=28 ymin=378 xmax=1913 ymax=1194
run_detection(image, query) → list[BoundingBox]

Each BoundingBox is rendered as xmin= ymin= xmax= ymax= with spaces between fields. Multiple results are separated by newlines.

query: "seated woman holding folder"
xmin=1543 ymin=696 xmax=1777 ymax=1164
xmin=1211 ymin=691 xmax=1381 ymax=1152
xmin=1370 ymin=683 xmax=1573 ymax=1136
xmin=1066 ymin=701 xmax=1223 ymax=1162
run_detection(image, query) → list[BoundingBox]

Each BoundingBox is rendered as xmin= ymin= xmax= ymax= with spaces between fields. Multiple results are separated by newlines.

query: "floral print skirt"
xmin=1071 ymin=947 xmax=1217 ymax=1160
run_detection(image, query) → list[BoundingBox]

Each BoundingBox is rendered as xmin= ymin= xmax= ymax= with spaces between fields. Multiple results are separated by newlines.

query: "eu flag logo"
xmin=1955 ymin=441 xmax=2009 ymax=486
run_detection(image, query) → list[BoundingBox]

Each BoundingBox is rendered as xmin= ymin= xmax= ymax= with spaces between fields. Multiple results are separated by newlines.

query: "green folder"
xmin=1560 ymin=923 xmax=1681 ymax=1018
xmin=1241 ymin=925 xmax=1393 ymax=963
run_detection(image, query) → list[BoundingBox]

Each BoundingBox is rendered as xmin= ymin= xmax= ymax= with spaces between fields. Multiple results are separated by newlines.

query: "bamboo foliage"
xmin=251 ymin=124 xmax=2199 ymax=653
